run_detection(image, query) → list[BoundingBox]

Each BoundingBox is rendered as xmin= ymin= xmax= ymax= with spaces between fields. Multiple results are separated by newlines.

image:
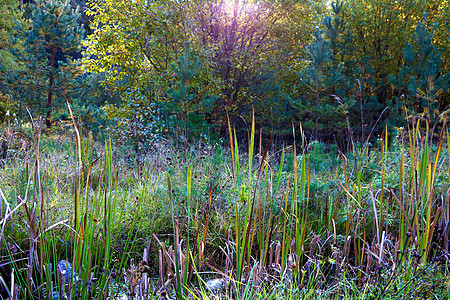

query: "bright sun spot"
xmin=220 ymin=0 xmax=260 ymax=17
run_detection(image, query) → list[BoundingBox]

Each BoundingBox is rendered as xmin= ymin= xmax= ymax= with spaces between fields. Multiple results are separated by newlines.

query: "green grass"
xmin=0 ymin=118 xmax=449 ymax=299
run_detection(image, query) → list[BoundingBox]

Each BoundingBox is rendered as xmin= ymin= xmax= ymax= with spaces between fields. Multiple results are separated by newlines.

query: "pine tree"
xmin=323 ymin=1 xmax=379 ymax=140
xmin=165 ymin=42 xmax=217 ymax=141
xmin=303 ymin=30 xmax=332 ymax=108
xmin=390 ymin=15 xmax=449 ymax=122
xmin=323 ymin=0 xmax=345 ymax=62
xmin=14 ymin=0 xmax=84 ymax=127
xmin=295 ymin=29 xmax=353 ymax=139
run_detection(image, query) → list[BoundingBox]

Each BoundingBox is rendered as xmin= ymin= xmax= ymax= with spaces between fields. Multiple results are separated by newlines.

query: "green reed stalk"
xmin=183 ymin=166 xmax=192 ymax=288
xmin=167 ymin=174 xmax=184 ymax=298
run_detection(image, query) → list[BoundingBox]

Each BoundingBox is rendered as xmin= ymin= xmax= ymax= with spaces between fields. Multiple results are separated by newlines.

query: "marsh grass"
xmin=0 ymin=114 xmax=449 ymax=299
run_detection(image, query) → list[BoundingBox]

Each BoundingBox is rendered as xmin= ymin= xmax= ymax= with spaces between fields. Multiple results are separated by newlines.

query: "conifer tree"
xmin=295 ymin=29 xmax=353 ymax=139
xmin=390 ymin=15 xmax=449 ymax=122
xmin=165 ymin=42 xmax=217 ymax=141
xmin=323 ymin=0 xmax=345 ymax=62
xmin=323 ymin=1 xmax=376 ymax=140
xmin=14 ymin=0 xmax=84 ymax=127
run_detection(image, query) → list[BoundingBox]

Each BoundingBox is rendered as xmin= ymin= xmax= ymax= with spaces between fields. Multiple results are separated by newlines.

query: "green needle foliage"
xmin=165 ymin=42 xmax=217 ymax=142
xmin=295 ymin=29 xmax=353 ymax=139
xmin=10 ymin=0 xmax=84 ymax=127
xmin=390 ymin=15 xmax=450 ymax=123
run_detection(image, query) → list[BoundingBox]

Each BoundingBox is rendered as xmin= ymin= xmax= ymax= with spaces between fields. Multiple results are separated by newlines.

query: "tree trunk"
xmin=46 ymin=73 xmax=53 ymax=128
xmin=46 ymin=47 xmax=56 ymax=128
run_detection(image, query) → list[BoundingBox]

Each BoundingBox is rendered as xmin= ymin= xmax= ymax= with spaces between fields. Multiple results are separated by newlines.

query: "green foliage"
xmin=390 ymin=15 xmax=450 ymax=122
xmin=67 ymin=72 xmax=120 ymax=139
xmin=103 ymin=88 xmax=164 ymax=155
xmin=249 ymin=67 xmax=292 ymax=135
xmin=0 ymin=94 xmax=8 ymax=123
xmin=9 ymin=0 xmax=84 ymax=126
xmin=83 ymin=0 xmax=191 ymax=145
xmin=2 ymin=0 xmax=448 ymax=144
xmin=0 ymin=0 xmax=21 ymax=75
xmin=294 ymin=29 xmax=354 ymax=139
xmin=83 ymin=0 xmax=184 ymax=96
xmin=0 ymin=0 xmax=23 ymax=112
xmin=323 ymin=0 xmax=345 ymax=57
xmin=323 ymin=0 xmax=449 ymax=139
xmin=83 ymin=0 xmax=322 ymax=140
xmin=164 ymin=42 xmax=218 ymax=141
xmin=190 ymin=0 xmax=293 ymax=122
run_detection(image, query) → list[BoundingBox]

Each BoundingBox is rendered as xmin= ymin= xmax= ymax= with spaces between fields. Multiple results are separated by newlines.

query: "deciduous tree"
xmin=0 ymin=0 xmax=23 ymax=118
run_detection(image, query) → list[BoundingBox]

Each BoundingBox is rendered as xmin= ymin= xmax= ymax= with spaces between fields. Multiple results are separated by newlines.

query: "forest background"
xmin=0 ymin=0 xmax=449 ymax=149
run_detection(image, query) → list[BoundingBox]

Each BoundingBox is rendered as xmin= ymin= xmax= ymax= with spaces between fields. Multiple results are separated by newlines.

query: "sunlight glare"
xmin=220 ymin=0 xmax=260 ymax=17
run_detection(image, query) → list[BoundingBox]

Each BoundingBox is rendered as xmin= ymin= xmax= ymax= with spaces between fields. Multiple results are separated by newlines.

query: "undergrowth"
xmin=0 ymin=115 xmax=449 ymax=299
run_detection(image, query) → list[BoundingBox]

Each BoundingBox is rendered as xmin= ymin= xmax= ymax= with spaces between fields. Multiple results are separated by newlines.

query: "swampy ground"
xmin=1 ymin=121 xmax=449 ymax=299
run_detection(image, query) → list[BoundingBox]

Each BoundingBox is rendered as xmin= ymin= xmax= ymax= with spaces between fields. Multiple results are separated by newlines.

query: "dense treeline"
xmin=0 ymin=0 xmax=449 ymax=149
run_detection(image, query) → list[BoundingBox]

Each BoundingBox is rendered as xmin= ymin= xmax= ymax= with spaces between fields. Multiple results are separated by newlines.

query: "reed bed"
xmin=0 ymin=115 xmax=449 ymax=299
